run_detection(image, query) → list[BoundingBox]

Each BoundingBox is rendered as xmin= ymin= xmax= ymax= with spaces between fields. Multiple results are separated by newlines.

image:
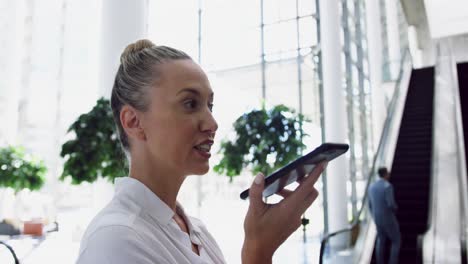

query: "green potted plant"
xmin=0 ymin=146 xmax=46 ymax=193
xmin=60 ymin=97 xmax=127 ymax=185
xmin=214 ymin=104 xmax=309 ymax=182
xmin=0 ymin=145 xmax=46 ymax=235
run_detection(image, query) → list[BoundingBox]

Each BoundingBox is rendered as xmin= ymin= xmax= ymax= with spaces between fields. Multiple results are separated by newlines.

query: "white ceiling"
xmin=424 ymin=0 xmax=468 ymax=38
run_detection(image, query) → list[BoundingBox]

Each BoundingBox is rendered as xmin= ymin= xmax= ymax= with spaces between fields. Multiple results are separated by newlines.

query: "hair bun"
xmin=120 ymin=39 xmax=155 ymax=64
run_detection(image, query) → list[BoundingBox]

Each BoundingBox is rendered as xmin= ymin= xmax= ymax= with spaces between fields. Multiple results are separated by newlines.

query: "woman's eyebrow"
xmin=177 ymin=88 xmax=200 ymax=96
xmin=177 ymin=88 xmax=214 ymax=98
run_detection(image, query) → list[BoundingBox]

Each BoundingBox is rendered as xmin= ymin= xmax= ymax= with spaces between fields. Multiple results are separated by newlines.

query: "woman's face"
xmin=140 ymin=59 xmax=218 ymax=176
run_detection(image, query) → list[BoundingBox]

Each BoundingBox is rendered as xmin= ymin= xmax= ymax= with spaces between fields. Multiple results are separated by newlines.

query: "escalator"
xmin=320 ymin=46 xmax=468 ymax=264
xmin=457 ymin=61 xmax=468 ymax=264
xmin=457 ymin=62 xmax=468 ymax=178
xmin=370 ymin=67 xmax=434 ymax=263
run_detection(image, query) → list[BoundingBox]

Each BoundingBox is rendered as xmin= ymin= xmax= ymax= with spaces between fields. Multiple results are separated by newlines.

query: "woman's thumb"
xmin=248 ymin=173 xmax=265 ymax=209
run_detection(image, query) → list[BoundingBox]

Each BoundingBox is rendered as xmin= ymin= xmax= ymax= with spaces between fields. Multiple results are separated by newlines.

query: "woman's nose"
xmin=201 ymin=111 xmax=218 ymax=135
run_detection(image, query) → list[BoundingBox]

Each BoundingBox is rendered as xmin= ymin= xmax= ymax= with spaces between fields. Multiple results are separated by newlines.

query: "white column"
xmin=385 ymin=0 xmax=401 ymax=78
xmin=366 ymin=0 xmax=385 ymax=145
xmin=95 ymin=0 xmax=148 ymax=207
xmin=99 ymin=0 xmax=148 ymax=98
xmin=319 ymin=0 xmax=349 ymax=249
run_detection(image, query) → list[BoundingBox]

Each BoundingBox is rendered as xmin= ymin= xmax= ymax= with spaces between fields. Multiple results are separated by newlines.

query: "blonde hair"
xmin=110 ymin=39 xmax=191 ymax=151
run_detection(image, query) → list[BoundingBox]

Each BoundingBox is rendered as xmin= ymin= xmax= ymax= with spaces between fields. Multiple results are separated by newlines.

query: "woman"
xmin=76 ymin=39 xmax=327 ymax=264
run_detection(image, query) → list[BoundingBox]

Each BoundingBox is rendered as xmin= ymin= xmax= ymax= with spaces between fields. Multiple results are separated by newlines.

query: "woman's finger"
xmin=296 ymin=187 xmax=319 ymax=213
xmin=281 ymin=161 xmax=327 ymax=210
xmin=248 ymin=173 xmax=266 ymax=212
xmin=295 ymin=165 xmax=307 ymax=184
xmin=276 ymin=188 xmax=293 ymax=198
xmin=305 ymin=161 xmax=328 ymax=185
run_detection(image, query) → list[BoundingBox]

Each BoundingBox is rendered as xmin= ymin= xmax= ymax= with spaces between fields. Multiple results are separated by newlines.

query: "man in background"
xmin=368 ymin=167 xmax=401 ymax=264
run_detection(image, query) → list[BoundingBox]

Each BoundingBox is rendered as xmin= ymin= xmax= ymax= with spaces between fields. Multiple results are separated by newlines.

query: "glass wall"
xmin=0 ymin=0 xmax=102 ymax=261
xmin=0 ymin=0 xmax=387 ymax=262
xmin=380 ymin=0 xmax=408 ymax=81
xmin=148 ymin=0 xmax=324 ymax=262
xmin=340 ymin=0 xmax=373 ymax=220
xmin=0 ymin=0 xmax=101 ymax=195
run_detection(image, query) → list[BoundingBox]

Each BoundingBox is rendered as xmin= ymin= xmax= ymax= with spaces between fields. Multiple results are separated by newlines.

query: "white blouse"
xmin=76 ymin=177 xmax=226 ymax=264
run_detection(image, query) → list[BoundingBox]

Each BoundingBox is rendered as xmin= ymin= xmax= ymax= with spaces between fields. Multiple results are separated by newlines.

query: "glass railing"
xmin=319 ymin=47 xmax=412 ymax=264
xmin=421 ymin=38 xmax=468 ymax=264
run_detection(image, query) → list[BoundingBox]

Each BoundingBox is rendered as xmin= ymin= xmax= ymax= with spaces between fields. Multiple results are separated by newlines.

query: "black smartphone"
xmin=240 ymin=142 xmax=349 ymax=200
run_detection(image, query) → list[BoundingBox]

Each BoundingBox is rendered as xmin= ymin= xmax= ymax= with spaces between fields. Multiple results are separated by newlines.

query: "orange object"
xmin=23 ymin=221 xmax=43 ymax=236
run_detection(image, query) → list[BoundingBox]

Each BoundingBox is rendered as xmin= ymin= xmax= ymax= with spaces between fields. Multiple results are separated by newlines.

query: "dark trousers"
xmin=375 ymin=222 xmax=401 ymax=264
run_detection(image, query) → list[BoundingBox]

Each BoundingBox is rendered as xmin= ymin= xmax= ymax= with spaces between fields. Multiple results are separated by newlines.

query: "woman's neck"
xmin=128 ymin=153 xmax=185 ymax=212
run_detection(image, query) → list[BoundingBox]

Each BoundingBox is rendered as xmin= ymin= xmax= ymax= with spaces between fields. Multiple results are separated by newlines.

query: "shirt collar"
xmin=114 ymin=177 xmax=175 ymax=225
xmin=175 ymin=202 xmax=202 ymax=234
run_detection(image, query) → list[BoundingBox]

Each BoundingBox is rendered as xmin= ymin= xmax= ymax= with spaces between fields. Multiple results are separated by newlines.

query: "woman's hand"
xmin=241 ymin=162 xmax=327 ymax=264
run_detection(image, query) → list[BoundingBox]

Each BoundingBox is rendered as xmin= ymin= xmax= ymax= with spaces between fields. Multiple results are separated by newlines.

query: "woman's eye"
xmin=184 ymin=100 xmax=197 ymax=110
xmin=208 ymin=103 xmax=214 ymax=112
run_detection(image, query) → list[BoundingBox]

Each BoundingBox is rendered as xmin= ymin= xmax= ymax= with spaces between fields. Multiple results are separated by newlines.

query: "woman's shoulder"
xmin=76 ymin=224 xmax=167 ymax=264
xmin=80 ymin=203 xmax=140 ymax=244
xmin=89 ymin=200 xmax=137 ymax=228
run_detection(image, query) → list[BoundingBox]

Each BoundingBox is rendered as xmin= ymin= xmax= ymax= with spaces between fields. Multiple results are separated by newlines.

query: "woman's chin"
xmin=190 ymin=164 xmax=210 ymax=175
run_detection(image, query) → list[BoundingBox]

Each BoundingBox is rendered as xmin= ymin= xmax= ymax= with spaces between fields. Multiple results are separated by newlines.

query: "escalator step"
xmin=396 ymin=130 xmax=432 ymax=136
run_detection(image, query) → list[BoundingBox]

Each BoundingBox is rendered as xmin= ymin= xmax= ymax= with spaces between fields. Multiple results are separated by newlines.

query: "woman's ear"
xmin=120 ymin=105 xmax=147 ymax=141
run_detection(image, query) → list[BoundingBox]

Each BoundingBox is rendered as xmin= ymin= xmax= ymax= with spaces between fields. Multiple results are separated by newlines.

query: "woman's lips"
xmin=194 ymin=147 xmax=211 ymax=159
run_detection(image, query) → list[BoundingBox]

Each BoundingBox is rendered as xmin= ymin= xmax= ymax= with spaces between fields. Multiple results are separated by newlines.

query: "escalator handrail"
xmin=319 ymin=47 xmax=411 ymax=264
